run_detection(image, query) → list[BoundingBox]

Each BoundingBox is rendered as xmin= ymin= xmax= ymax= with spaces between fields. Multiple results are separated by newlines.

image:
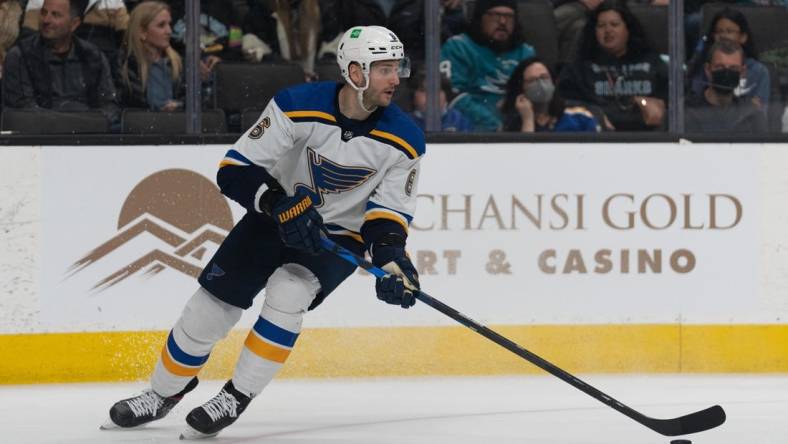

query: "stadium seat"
xmin=121 ymin=109 xmax=227 ymax=134
xmin=213 ymin=62 xmax=306 ymax=114
xmin=629 ymin=5 xmax=668 ymax=55
xmin=315 ymin=61 xmax=343 ymax=83
xmin=1 ymin=110 xmax=110 ymax=134
xmin=240 ymin=108 xmax=264 ymax=133
xmin=516 ymin=0 xmax=560 ymax=71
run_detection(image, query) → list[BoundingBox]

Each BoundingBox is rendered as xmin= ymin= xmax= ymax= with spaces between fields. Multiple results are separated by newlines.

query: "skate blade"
xmin=99 ymin=417 xmax=146 ymax=431
xmin=99 ymin=418 xmax=119 ymax=430
xmin=180 ymin=424 xmax=218 ymax=440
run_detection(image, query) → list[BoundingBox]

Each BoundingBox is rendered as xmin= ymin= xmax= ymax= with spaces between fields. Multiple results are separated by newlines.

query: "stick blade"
xmin=646 ymin=405 xmax=726 ymax=436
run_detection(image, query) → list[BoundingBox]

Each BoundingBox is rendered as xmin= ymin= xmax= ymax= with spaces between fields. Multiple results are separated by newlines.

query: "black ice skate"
xmin=180 ymin=380 xmax=252 ymax=440
xmin=101 ymin=377 xmax=199 ymax=429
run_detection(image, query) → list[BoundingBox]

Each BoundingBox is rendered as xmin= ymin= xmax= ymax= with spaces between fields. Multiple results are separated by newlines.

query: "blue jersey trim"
xmin=225 ymin=149 xmax=253 ymax=165
xmin=273 ymin=81 xmax=338 ymax=115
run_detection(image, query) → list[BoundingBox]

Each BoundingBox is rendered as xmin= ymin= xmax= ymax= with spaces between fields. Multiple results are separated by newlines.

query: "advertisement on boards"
xmin=39 ymin=144 xmax=756 ymax=332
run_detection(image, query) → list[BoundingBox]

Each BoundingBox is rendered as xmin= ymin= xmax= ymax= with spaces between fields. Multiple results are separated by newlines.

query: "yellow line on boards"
xmin=1 ymin=324 xmax=787 ymax=384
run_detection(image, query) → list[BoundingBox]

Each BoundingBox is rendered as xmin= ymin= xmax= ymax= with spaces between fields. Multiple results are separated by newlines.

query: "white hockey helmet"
xmin=336 ymin=25 xmax=411 ymax=92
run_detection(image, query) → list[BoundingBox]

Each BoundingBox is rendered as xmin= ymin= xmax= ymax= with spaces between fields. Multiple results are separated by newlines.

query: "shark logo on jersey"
xmin=294 ymin=148 xmax=377 ymax=207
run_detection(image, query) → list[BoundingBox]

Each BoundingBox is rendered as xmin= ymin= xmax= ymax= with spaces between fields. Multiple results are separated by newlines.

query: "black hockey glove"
xmin=260 ymin=188 xmax=323 ymax=255
xmin=371 ymin=235 xmax=419 ymax=309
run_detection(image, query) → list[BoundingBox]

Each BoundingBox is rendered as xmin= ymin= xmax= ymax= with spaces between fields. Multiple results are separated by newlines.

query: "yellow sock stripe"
xmin=244 ymin=330 xmax=292 ymax=364
xmin=160 ymin=346 xmax=202 ymax=377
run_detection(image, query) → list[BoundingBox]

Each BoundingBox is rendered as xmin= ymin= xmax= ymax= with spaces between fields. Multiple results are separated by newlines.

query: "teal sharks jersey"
xmin=220 ymin=81 xmax=425 ymax=244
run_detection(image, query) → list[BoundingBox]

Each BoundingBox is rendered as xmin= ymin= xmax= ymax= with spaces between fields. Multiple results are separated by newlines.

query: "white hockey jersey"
xmin=220 ymin=81 xmax=425 ymax=244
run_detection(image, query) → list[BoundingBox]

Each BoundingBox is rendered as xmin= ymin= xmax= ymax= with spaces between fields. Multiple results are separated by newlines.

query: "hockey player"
xmin=101 ymin=25 xmax=424 ymax=439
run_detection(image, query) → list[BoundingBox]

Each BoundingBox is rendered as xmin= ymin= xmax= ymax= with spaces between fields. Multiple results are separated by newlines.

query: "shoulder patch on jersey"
xmin=248 ymin=116 xmax=271 ymax=139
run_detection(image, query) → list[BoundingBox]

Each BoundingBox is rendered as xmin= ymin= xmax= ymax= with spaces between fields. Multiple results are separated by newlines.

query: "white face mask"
xmin=524 ymin=78 xmax=555 ymax=104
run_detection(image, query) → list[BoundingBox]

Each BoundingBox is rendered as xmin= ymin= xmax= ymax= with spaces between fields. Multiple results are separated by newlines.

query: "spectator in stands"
xmin=119 ymin=0 xmax=183 ymax=111
xmin=169 ymin=0 xmax=242 ymax=62
xmin=167 ymin=0 xmax=230 ymax=90
xmin=241 ymin=0 xmax=336 ymax=81
xmin=553 ymin=0 xmax=603 ymax=68
xmin=332 ymin=0 xmax=465 ymax=63
xmin=255 ymin=0 xmax=321 ymax=78
xmin=408 ymin=68 xmax=472 ymax=132
xmin=557 ymin=0 xmax=667 ymax=131
xmin=22 ymin=0 xmax=129 ymax=79
xmin=500 ymin=57 xmax=600 ymax=132
xmin=685 ymin=39 xmax=767 ymax=133
xmin=2 ymin=0 xmax=119 ymax=123
xmin=687 ymin=8 xmax=770 ymax=112
xmin=440 ymin=0 xmax=536 ymax=132
xmin=0 ymin=0 xmax=23 ymax=104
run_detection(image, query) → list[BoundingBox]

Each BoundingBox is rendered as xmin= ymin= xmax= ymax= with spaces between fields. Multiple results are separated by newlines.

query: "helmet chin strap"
xmin=350 ymin=73 xmax=378 ymax=113
xmin=357 ymin=89 xmax=378 ymax=113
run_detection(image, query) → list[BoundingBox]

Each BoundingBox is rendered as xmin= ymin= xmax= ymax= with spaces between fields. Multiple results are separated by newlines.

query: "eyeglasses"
xmin=484 ymin=11 xmax=516 ymax=22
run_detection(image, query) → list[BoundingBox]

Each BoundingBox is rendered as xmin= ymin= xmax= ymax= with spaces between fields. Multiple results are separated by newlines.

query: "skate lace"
xmin=127 ymin=390 xmax=164 ymax=418
xmin=202 ymin=390 xmax=239 ymax=422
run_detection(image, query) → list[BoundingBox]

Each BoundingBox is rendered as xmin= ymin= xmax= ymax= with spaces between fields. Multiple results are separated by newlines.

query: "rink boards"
xmin=1 ymin=143 xmax=787 ymax=383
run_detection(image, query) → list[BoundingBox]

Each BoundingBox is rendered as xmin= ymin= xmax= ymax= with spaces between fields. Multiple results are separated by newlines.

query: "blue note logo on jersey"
xmin=294 ymin=148 xmax=377 ymax=207
xmin=206 ymin=263 xmax=225 ymax=281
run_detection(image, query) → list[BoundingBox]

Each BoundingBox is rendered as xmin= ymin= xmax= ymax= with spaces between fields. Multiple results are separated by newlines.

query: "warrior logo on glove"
xmin=277 ymin=195 xmax=314 ymax=223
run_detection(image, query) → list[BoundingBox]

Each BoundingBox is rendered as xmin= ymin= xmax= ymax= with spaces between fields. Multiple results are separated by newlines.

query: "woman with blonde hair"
xmin=120 ymin=0 xmax=183 ymax=111
xmin=0 ymin=0 xmax=23 ymax=82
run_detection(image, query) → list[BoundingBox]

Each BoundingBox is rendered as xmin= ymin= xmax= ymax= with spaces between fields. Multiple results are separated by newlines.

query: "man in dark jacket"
xmin=2 ymin=0 xmax=118 ymax=124
xmin=685 ymin=39 xmax=767 ymax=134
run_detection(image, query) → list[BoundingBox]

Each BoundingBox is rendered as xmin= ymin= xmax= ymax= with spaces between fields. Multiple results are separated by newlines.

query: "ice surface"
xmin=0 ymin=374 xmax=785 ymax=443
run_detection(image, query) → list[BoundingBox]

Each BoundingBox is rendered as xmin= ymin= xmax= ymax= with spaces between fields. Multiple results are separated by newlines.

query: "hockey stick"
xmin=319 ymin=236 xmax=726 ymax=437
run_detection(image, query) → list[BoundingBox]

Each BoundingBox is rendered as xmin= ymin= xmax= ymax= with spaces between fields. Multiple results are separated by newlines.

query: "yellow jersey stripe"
xmin=244 ymin=331 xmax=292 ymax=363
xmin=219 ymin=159 xmax=247 ymax=168
xmin=369 ymin=129 xmax=419 ymax=159
xmin=285 ymin=110 xmax=337 ymax=122
xmin=161 ymin=347 xmax=202 ymax=377
xmin=364 ymin=210 xmax=409 ymax=233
